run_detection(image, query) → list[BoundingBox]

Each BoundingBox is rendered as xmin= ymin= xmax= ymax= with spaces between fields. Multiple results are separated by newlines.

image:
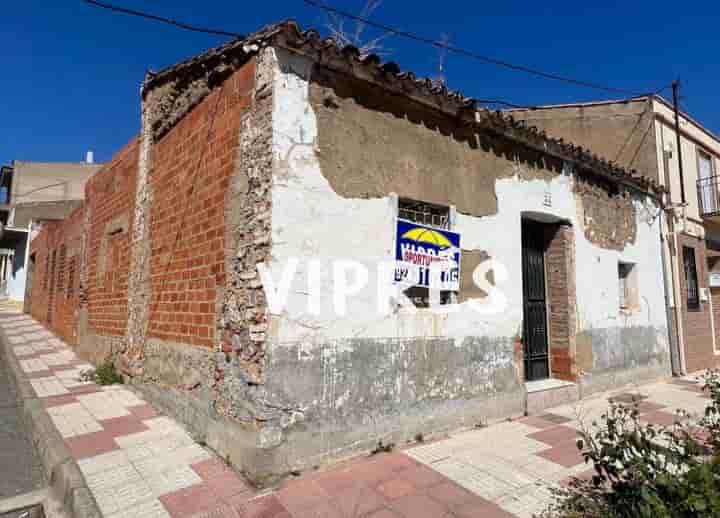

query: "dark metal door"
xmin=521 ymin=221 xmax=549 ymax=381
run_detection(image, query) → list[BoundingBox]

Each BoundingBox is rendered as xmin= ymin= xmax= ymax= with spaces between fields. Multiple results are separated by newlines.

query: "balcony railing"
xmin=698 ymin=175 xmax=720 ymax=217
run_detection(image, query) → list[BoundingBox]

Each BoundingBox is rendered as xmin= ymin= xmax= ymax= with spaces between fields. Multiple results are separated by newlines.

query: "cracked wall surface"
xmin=24 ymin=41 xmax=671 ymax=482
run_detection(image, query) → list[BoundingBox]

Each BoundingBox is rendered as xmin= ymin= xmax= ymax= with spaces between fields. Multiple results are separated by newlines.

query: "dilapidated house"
xmin=27 ymin=21 xmax=669 ymax=483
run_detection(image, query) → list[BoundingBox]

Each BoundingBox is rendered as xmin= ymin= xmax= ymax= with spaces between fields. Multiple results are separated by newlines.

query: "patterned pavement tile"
xmin=276 ymin=479 xmax=331 ymax=516
xmin=388 ymin=493 xmax=450 ymax=518
xmin=159 ymin=482 xmax=219 ymax=518
xmin=537 ymin=444 xmax=585 ymax=468
xmin=527 ymin=425 xmax=580 ymax=447
xmin=331 ymin=485 xmax=388 ymax=518
xmin=47 ymin=402 xmax=102 ymax=438
xmin=65 ymin=429 xmax=120 ymax=459
xmin=106 ymin=498 xmax=170 ymax=518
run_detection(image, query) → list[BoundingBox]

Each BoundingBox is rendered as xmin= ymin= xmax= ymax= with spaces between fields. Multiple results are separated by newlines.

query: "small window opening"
xmin=618 ymin=262 xmax=637 ymax=310
xmin=398 ymin=198 xmax=450 ymax=230
xmin=683 ymin=246 xmax=700 ymax=310
xmin=398 ymin=198 xmax=455 ymax=307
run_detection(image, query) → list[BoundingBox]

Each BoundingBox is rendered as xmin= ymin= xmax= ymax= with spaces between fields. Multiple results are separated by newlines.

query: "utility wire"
xmin=304 ymin=0 xmax=651 ymax=97
xmin=84 ymin=0 xmax=666 ymax=108
xmin=83 ymin=0 xmax=244 ymax=38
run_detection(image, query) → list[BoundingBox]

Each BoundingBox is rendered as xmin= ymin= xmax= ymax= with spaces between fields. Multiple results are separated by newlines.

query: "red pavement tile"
xmin=189 ymin=504 xmax=242 ymax=518
xmin=519 ymin=416 xmax=558 ymax=429
xmin=313 ymin=467 xmax=367 ymax=494
xmin=238 ymin=495 xmax=291 ymax=518
xmin=42 ymin=394 xmax=78 ymax=408
xmin=378 ymin=453 xmax=418 ymax=472
xmin=210 ymin=477 xmax=254 ymax=502
xmin=400 ymin=465 xmax=446 ymax=489
xmin=388 ymin=494 xmax=450 ymax=518
xmin=425 ymin=481 xmax=478 ymax=508
xmin=377 ymin=478 xmax=416 ymax=500
xmin=128 ymin=403 xmax=160 ymax=420
xmin=99 ymin=415 xmax=149 ymax=438
xmin=331 ymin=485 xmax=388 ymax=517
xmin=160 ymin=483 xmax=218 ymax=518
xmin=299 ymin=500 xmax=343 ymax=518
xmin=537 ymin=443 xmax=585 ymax=468
xmin=345 ymin=458 xmax=395 ymax=487
xmin=641 ymin=410 xmax=682 ymax=427
xmin=527 ymin=425 xmax=580 ymax=446
xmin=538 ymin=413 xmax=573 ymax=425
xmin=64 ymin=430 xmax=119 ymax=459
xmin=276 ymin=479 xmax=331 ymax=516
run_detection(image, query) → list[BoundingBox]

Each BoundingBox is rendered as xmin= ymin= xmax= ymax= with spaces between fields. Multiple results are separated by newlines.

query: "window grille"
xmin=683 ymin=246 xmax=700 ymax=310
xmin=398 ymin=198 xmax=450 ymax=229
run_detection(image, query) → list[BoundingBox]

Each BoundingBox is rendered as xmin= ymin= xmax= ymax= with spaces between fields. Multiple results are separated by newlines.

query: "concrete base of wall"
xmin=579 ymin=361 xmax=672 ymax=398
xmin=128 ymin=375 xmax=525 ymax=487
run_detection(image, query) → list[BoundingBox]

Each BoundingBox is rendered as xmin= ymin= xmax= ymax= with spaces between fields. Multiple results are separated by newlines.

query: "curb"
xmin=0 ymin=318 xmax=102 ymax=518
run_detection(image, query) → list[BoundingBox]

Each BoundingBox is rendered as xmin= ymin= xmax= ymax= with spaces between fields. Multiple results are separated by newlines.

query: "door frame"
xmin=521 ymin=218 xmax=551 ymax=381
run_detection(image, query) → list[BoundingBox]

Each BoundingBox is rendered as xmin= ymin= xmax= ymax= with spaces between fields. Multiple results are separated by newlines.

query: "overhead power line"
xmin=83 ymin=0 xmax=244 ymax=38
xmin=303 ymin=0 xmax=653 ymax=97
xmin=83 ymin=0 xmax=666 ymax=105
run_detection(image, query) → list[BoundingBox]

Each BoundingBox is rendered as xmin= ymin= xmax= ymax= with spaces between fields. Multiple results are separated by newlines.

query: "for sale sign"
xmin=394 ymin=219 xmax=461 ymax=291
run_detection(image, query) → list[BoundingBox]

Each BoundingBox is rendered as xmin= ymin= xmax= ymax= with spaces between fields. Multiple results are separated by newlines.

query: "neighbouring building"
xmin=25 ymin=22 xmax=669 ymax=482
xmin=510 ymin=97 xmax=720 ymax=375
xmin=0 ymin=157 xmax=101 ymax=303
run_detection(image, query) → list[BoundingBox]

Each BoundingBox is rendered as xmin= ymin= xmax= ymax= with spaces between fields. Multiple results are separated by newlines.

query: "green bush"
xmin=542 ymin=372 xmax=720 ymax=518
xmin=79 ymin=361 xmax=123 ymax=386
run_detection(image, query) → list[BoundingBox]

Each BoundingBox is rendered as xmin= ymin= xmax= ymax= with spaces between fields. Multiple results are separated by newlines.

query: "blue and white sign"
xmin=394 ymin=219 xmax=461 ymax=291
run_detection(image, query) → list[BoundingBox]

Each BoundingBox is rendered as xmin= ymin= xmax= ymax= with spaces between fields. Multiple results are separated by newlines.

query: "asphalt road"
xmin=0 ymin=343 xmax=44 ymax=502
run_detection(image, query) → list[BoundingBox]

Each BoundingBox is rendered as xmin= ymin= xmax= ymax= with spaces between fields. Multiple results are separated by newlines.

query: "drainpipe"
xmin=660 ymin=208 xmax=685 ymax=375
xmin=659 ymin=109 xmax=687 ymax=375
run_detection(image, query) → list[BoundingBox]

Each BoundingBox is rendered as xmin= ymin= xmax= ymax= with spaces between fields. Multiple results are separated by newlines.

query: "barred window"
xmin=67 ymin=256 xmax=76 ymax=298
xmin=683 ymin=246 xmax=700 ymax=310
xmin=397 ymin=198 xmax=454 ymax=307
xmin=57 ymin=245 xmax=66 ymax=293
xmin=398 ymin=198 xmax=450 ymax=230
xmin=44 ymin=254 xmax=50 ymax=290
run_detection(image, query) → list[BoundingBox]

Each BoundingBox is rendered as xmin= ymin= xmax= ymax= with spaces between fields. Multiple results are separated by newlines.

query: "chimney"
xmin=85 ymin=151 xmax=94 ymax=164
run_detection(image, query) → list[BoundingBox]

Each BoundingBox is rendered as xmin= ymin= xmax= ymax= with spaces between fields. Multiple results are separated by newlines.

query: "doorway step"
xmin=525 ymin=378 xmax=578 ymax=415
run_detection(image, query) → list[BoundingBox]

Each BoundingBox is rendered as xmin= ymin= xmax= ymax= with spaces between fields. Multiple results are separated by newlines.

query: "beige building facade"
xmin=0 ymin=159 xmax=101 ymax=301
xmin=512 ymin=97 xmax=720 ymax=374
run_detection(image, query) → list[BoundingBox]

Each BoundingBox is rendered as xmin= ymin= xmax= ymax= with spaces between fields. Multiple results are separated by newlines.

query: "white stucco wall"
xmin=268 ymin=48 xmax=667 ymax=360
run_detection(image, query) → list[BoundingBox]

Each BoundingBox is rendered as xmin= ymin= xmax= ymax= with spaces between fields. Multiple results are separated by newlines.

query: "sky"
xmin=2 ymin=1 xmax=719 ymax=165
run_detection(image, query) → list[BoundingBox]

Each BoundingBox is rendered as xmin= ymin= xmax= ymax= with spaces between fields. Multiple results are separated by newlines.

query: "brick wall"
xmin=146 ymin=62 xmax=254 ymax=348
xmin=27 ymin=206 xmax=85 ymax=345
xmin=84 ymin=138 xmax=139 ymax=338
xmin=677 ymin=233 xmax=718 ymax=373
xmin=545 ymin=223 xmax=577 ymax=381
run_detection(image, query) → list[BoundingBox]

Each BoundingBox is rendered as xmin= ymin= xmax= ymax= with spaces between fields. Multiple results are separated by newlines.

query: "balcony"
xmin=698 ymin=176 xmax=720 ymax=218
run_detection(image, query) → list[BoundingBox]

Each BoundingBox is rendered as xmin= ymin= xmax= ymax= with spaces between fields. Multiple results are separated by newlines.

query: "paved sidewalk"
xmin=0 ymin=319 xmax=45 ymax=501
xmin=2 ymin=310 xmax=710 ymax=518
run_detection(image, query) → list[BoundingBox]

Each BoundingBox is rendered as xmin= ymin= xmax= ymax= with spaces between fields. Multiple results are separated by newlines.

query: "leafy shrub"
xmin=542 ymin=371 xmax=720 ymax=518
xmin=79 ymin=361 xmax=123 ymax=386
